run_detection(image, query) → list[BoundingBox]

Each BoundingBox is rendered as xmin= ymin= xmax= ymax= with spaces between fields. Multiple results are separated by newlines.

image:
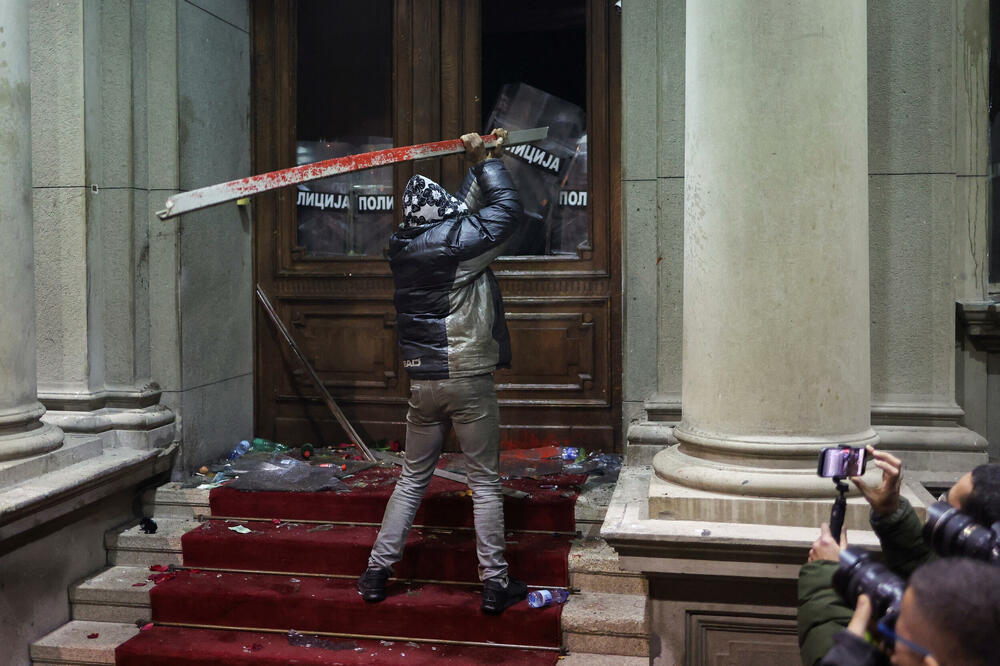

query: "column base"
xmin=630 ymin=420 xmax=987 ymax=491
xmin=0 ymin=420 xmax=63 ymax=462
xmin=648 ymin=463 xmax=932 ymax=528
xmin=39 ymin=387 xmax=176 ymax=451
xmin=659 ymin=425 xmax=880 ymax=498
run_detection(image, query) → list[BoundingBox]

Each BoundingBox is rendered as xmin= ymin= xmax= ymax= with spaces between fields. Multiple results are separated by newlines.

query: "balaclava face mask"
xmin=400 ymin=174 xmax=468 ymax=230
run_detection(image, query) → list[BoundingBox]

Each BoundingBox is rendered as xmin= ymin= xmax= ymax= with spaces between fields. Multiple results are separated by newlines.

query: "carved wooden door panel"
xmin=251 ymin=0 xmax=621 ymax=450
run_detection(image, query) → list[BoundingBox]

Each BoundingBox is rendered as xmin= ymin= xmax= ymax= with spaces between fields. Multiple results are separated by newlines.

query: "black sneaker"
xmin=357 ymin=566 xmax=390 ymax=602
xmin=481 ymin=577 xmax=528 ymax=614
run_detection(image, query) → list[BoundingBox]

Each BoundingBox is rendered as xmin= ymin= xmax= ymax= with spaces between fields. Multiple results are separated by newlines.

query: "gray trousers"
xmin=368 ymin=373 xmax=508 ymax=582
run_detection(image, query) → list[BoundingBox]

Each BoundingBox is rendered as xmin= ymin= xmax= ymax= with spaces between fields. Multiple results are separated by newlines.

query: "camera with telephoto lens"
xmin=922 ymin=501 xmax=1000 ymax=565
xmin=833 ymin=547 xmax=906 ymax=624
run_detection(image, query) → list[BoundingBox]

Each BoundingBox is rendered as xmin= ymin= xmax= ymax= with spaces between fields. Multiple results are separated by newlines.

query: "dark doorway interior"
xmin=480 ymin=0 xmax=587 ymax=131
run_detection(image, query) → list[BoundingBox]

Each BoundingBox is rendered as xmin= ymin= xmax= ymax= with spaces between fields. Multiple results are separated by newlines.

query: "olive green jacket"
xmin=797 ymin=497 xmax=936 ymax=665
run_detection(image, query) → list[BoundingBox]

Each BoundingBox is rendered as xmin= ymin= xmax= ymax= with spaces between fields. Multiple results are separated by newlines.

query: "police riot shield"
xmin=295 ymin=137 xmax=394 ymax=257
xmin=484 ymin=83 xmax=587 ymax=256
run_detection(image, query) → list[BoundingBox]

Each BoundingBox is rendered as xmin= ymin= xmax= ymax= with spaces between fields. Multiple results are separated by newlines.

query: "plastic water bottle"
xmin=227 ymin=440 xmax=251 ymax=460
xmin=527 ymin=589 xmax=569 ymax=608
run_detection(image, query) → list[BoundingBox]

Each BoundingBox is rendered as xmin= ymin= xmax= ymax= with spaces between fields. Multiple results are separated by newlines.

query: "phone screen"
xmin=817 ymin=447 xmax=866 ymax=478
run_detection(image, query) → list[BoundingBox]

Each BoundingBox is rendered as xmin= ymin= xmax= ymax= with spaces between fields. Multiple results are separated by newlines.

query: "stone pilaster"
xmin=0 ymin=0 xmax=63 ymax=462
xmin=655 ymin=0 xmax=876 ymax=504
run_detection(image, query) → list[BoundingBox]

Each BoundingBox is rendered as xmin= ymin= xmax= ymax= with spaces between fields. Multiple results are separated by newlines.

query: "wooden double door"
xmin=251 ymin=0 xmax=621 ymax=450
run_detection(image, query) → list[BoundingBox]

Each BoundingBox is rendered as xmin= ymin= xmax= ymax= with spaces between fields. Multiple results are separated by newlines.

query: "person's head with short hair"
xmin=890 ymin=558 xmax=1000 ymax=666
xmin=945 ymin=463 xmax=1000 ymax=526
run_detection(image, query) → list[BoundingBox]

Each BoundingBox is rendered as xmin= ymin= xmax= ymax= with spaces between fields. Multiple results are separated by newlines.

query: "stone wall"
xmin=28 ymin=0 xmax=252 ymax=470
xmin=0 ymin=488 xmax=144 ymax=666
xmin=172 ymin=0 xmax=253 ymax=470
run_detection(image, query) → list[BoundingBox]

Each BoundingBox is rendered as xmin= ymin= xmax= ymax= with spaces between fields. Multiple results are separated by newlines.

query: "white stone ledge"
xmin=601 ymin=464 xmax=881 ymax=574
xmin=0 ymin=444 xmax=177 ymax=543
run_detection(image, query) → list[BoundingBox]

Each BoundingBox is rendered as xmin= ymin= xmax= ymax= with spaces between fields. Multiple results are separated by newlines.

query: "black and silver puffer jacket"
xmin=388 ymin=158 xmax=523 ymax=380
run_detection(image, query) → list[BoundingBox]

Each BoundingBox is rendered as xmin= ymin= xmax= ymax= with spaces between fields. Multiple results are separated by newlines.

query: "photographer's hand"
xmin=808 ymin=522 xmax=848 ymax=562
xmin=850 ymin=446 xmax=902 ymax=518
xmin=846 ymin=594 xmax=873 ymax=638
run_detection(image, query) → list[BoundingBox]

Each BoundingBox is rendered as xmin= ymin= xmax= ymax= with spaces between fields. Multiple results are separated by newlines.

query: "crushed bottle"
xmin=251 ymin=437 xmax=290 ymax=454
xmin=227 ymin=440 xmax=251 ymax=460
xmin=527 ymin=588 xmax=570 ymax=608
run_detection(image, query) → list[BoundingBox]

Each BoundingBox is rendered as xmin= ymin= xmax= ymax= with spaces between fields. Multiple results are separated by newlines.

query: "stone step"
xmin=29 ymin=619 xmax=644 ymax=666
xmin=141 ymin=481 xmax=210 ymax=518
xmin=0 ymin=436 xmax=103 ymax=488
xmin=560 ymin=654 xmax=648 ymax=665
xmin=562 ymin=591 xmax=649 ymax=657
xmin=575 ymin=479 xmax=614 ymax=537
xmin=70 ymin=566 xmax=152 ymax=624
xmin=569 ymin=537 xmax=647 ymax=595
xmin=30 ymin=620 xmax=138 ymax=665
xmin=105 ymin=517 xmax=198 ymax=566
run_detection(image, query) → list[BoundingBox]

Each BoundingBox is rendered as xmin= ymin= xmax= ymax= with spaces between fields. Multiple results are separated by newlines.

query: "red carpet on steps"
xmin=116 ymin=461 xmax=583 ymax=664
xmin=148 ymin=571 xmax=561 ymax=646
xmin=182 ymin=520 xmax=573 ymax=585
xmin=115 ymin=626 xmax=560 ymax=665
xmin=208 ymin=465 xmax=584 ymax=531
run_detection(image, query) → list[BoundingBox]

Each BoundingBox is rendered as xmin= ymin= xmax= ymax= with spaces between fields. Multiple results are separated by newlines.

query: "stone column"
xmin=656 ymin=0 xmax=875 ymax=499
xmin=0 ymin=0 xmax=63 ymax=462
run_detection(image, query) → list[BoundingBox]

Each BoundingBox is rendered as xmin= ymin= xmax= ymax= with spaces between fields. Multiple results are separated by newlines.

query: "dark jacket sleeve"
xmin=870 ymin=497 xmax=936 ymax=579
xmin=798 ymin=560 xmax=855 ymax=666
xmin=817 ymin=631 xmax=889 ymax=666
xmin=450 ymin=159 xmax=523 ymax=268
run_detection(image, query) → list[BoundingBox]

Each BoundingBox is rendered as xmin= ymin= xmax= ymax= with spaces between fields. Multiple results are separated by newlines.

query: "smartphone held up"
xmin=817 ymin=446 xmax=867 ymax=479
xmin=817 ymin=446 xmax=868 ymax=543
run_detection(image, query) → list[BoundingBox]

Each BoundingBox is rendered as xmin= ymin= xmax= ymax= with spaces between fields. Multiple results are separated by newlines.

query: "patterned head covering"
xmin=400 ymin=175 xmax=468 ymax=229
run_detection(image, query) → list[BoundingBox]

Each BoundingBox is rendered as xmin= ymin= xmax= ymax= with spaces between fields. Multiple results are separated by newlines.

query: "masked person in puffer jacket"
xmin=357 ymin=128 xmax=530 ymax=614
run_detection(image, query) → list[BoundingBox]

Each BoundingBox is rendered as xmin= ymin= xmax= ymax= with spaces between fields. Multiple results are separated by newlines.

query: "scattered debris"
xmin=287 ymin=629 xmax=357 ymax=651
xmin=560 ymin=446 xmax=580 ymax=461
xmin=307 ymin=524 xmax=336 ymax=533
xmin=228 ymin=525 xmax=252 ymax=534
xmin=226 ymin=454 xmax=354 ymax=493
xmin=139 ymin=517 xmax=158 ymax=534
xmin=87 ymin=633 xmax=99 ymax=639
